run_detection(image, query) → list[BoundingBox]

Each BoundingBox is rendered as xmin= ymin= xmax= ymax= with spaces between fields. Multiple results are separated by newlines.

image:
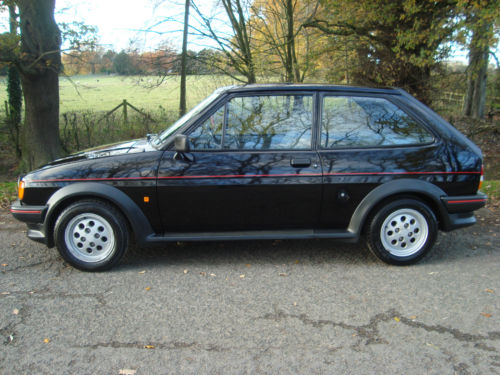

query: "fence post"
xmin=122 ymin=99 xmax=128 ymax=124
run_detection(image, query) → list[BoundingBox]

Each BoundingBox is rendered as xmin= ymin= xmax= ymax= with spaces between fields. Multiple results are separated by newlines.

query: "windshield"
xmin=154 ymin=86 xmax=234 ymax=146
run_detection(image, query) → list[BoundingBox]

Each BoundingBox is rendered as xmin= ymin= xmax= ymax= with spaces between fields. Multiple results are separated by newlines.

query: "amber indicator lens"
xmin=18 ymin=180 xmax=25 ymax=200
xmin=478 ymin=165 xmax=484 ymax=191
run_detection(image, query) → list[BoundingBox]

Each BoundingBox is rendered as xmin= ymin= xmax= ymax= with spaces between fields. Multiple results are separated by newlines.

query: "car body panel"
xmin=11 ymin=84 xmax=486 ymax=251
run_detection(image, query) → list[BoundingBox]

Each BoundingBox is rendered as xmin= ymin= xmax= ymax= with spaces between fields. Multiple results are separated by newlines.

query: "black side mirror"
xmin=174 ymin=134 xmax=189 ymax=153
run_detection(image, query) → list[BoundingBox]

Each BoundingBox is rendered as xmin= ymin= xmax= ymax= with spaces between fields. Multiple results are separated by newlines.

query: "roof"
xmin=224 ymin=83 xmax=402 ymax=95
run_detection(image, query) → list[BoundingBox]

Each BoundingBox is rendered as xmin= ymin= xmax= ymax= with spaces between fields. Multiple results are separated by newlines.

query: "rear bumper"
xmin=440 ymin=193 xmax=487 ymax=231
xmin=441 ymin=193 xmax=487 ymax=213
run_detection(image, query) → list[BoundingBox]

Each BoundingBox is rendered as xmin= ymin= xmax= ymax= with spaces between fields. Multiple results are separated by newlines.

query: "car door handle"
xmin=290 ymin=158 xmax=311 ymax=167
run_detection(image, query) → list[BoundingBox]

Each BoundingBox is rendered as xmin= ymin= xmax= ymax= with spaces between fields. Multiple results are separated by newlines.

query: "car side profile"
xmin=11 ymin=84 xmax=487 ymax=271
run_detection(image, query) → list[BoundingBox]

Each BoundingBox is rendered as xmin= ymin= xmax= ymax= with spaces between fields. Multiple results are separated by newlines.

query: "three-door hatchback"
xmin=11 ymin=84 xmax=487 ymax=270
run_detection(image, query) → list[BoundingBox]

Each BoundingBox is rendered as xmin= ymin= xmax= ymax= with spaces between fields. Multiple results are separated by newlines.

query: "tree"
xmin=179 ymin=0 xmax=190 ymax=116
xmin=0 ymin=0 xmax=63 ymax=168
xmin=251 ymin=0 xmax=320 ymax=82
xmin=304 ymin=0 xmax=460 ymax=103
xmin=461 ymin=1 xmax=499 ymax=119
xmin=191 ymin=0 xmax=256 ymax=83
xmin=6 ymin=3 xmax=22 ymax=158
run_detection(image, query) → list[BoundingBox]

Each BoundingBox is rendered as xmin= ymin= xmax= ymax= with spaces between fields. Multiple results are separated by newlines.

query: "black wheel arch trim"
xmin=348 ymin=178 xmax=448 ymax=235
xmin=44 ymin=182 xmax=154 ymax=246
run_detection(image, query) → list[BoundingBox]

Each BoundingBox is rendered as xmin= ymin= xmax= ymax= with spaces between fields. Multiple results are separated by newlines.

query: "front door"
xmin=157 ymin=92 xmax=323 ymax=232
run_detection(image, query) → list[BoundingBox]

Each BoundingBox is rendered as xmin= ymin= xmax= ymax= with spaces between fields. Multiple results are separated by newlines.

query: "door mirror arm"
xmin=174 ymin=134 xmax=194 ymax=162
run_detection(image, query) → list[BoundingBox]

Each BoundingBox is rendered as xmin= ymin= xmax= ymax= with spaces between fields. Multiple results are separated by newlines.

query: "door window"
xmin=188 ymin=94 xmax=313 ymax=151
xmin=188 ymin=105 xmax=225 ymax=150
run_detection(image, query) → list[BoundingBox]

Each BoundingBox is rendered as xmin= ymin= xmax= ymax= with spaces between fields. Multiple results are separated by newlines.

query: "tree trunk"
xmin=17 ymin=0 xmax=63 ymax=169
xmin=179 ymin=0 xmax=190 ymax=117
xmin=7 ymin=4 xmax=22 ymax=158
xmin=463 ymin=20 xmax=491 ymax=119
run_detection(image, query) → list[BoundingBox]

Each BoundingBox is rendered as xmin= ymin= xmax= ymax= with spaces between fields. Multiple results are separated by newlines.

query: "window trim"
xmin=318 ymin=92 xmax=437 ymax=150
xmin=187 ymin=91 xmax=317 ymax=153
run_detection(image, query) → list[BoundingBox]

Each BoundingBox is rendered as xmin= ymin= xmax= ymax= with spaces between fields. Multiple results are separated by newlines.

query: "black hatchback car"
xmin=11 ymin=84 xmax=487 ymax=270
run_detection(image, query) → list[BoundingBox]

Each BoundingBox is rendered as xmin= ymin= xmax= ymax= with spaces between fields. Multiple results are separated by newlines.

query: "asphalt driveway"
xmin=0 ymin=208 xmax=499 ymax=374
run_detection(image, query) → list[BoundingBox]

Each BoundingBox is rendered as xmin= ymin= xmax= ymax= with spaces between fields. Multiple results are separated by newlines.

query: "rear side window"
xmin=321 ymin=96 xmax=433 ymax=148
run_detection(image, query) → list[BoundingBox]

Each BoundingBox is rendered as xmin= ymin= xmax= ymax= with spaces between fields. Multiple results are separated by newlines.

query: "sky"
xmin=55 ymin=0 xmax=221 ymax=52
xmin=0 ymin=0 xmax=476 ymax=62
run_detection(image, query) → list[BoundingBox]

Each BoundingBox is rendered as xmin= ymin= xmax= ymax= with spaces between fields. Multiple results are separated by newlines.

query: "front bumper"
xmin=440 ymin=192 xmax=487 ymax=231
xmin=10 ymin=200 xmax=49 ymax=245
xmin=10 ymin=200 xmax=48 ymax=223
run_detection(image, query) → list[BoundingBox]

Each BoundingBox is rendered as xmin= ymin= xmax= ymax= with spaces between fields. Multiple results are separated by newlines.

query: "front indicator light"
xmin=18 ymin=180 xmax=25 ymax=200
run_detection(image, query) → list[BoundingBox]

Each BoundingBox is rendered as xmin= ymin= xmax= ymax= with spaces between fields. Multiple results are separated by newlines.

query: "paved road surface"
xmin=0 ymin=208 xmax=499 ymax=374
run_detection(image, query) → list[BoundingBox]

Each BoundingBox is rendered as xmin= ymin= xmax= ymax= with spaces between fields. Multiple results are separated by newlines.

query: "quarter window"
xmin=321 ymin=96 xmax=433 ymax=148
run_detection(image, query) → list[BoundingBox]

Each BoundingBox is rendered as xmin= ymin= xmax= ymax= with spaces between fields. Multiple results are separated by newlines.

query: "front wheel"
xmin=54 ymin=200 xmax=129 ymax=271
xmin=366 ymin=199 xmax=438 ymax=265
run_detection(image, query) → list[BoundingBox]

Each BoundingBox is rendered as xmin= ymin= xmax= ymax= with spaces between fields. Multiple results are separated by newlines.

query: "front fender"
xmin=348 ymin=179 xmax=448 ymax=235
xmin=44 ymin=182 xmax=154 ymax=246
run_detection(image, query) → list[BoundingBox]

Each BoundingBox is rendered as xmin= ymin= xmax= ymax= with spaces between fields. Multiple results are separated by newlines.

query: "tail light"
xmin=18 ymin=179 xmax=25 ymax=201
xmin=478 ymin=164 xmax=484 ymax=191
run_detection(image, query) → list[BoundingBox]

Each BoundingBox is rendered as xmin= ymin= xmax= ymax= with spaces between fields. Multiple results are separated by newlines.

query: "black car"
xmin=11 ymin=84 xmax=487 ymax=271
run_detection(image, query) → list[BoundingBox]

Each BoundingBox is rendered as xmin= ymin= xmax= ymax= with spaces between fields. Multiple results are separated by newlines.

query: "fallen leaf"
xmin=145 ymin=287 xmax=151 ymax=291
xmin=428 ymin=272 xmax=438 ymax=275
xmin=240 ymin=274 xmax=245 ymax=279
xmin=279 ymin=273 xmax=287 ymax=277
xmin=409 ymin=315 xmax=417 ymax=320
xmin=200 ymin=272 xmax=206 ymax=276
xmin=12 ymin=309 xmax=19 ymax=315
xmin=393 ymin=317 xmax=400 ymax=322
xmin=1 ymin=264 xmax=7 ymax=267
xmin=8 ymin=335 xmax=13 ymax=342
xmin=485 ymin=289 xmax=494 ymax=293
xmin=138 ymin=270 xmax=146 ymax=274
xmin=210 ymin=273 xmax=216 ymax=277
xmin=293 ymin=302 xmax=297 ymax=306
xmin=144 ymin=345 xmax=155 ymax=349
xmin=245 ymin=264 xmax=251 ymax=268
xmin=43 ymin=338 xmax=50 ymax=343
xmin=480 ymin=312 xmax=492 ymax=318
xmin=183 ymin=269 xmax=188 ymax=274
xmin=119 ymin=369 xmax=137 ymax=375
xmin=1 ymin=292 xmax=10 ymax=295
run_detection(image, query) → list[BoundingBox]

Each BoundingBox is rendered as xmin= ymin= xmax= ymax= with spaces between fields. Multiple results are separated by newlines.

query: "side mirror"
xmin=174 ymin=134 xmax=190 ymax=153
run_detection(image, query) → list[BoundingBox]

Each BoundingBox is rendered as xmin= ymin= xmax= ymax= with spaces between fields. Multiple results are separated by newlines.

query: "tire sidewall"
xmin=368 ymin=199 xmax=437 ymax=265
xmin=54 ymin=200 xmax=128 ymax=271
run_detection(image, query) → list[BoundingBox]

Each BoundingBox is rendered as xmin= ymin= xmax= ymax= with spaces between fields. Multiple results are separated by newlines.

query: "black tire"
xmin=366 ymin=198 xmax=438 ymax=265
xmin=54 ymin=199 xmax=129 ymax=271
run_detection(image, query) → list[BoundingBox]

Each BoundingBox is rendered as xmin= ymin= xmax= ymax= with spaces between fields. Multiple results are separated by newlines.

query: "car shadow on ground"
xmin=117 ymin=224 xmax=496 ymax=271
xmin=120 ymin=238 xmax=379 ymax=270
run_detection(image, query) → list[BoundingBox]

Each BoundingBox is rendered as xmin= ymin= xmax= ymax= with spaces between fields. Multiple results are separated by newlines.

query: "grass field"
xmin=0 ymin=74 xmax=239 ymax=114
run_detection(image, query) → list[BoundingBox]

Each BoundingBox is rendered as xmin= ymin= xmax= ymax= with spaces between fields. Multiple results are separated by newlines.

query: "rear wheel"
xmin=54 ymin=200 xmax=129 ymax=271
xmin=366 ymin=198 xmax=437 ymax=265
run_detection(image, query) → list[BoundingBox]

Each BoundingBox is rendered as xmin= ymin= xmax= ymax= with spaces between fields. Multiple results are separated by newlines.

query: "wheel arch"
xmin=348 ymin=179 xmax=448 ymax=235
xmin=44 ymin=182 xmax=154 ymax=247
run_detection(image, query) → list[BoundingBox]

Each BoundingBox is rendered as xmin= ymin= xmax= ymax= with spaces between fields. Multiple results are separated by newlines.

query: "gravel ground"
xmin=0 ymin=208 xmax=499 ymax=375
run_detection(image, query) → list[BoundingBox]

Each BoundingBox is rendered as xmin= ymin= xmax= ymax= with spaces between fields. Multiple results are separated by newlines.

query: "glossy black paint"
xmin=12 ymin=84 xmax=486 ymax=247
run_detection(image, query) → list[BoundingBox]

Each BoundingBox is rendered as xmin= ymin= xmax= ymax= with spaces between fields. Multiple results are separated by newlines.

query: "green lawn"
xmin=0 ymin=74 xmax=238 ymax=114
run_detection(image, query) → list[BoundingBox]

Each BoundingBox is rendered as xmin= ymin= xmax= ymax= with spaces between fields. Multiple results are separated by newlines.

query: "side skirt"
xmin=145 ymin=229 xmax=359 ymax=244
